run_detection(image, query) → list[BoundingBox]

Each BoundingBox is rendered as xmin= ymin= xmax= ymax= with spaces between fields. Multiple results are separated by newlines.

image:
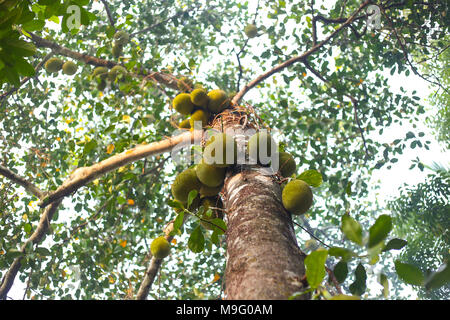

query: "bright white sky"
xmin=5 ymin=0 xmax=449 ymax=300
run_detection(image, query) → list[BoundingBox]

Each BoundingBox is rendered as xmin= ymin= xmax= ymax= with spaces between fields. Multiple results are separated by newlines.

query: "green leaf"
xmin=341 ymin=215 xmax=363 ymax=246
xmin=188 ymin=225 xmax=205 ymax=253
xmin=304 ymin=249 xmax=328 ymax=289
xmin=333 ymin=261 xmax=348 ymax=283
xmin=168 ymin=199 xmax=184 ymax=210
xmin=297 ymin=169 xmax=323 ymax=187
xmin=382 ymin=238 xmax=407 ymax=252
xmin=379 ymin=273 xmax=389 ymax=298
xmin=173 ymin=211 xmax=184 ymax=233
xmin=23 ymin=223 xmax=32 ymax=233
xmin=328 ymin=247 xmax=356 ymax=262
xmin=187 ymin=190 xmax=198 ymax=208
xmin=349 ymin=263 xmax=367 ymax=296
xmin=35 ymin=247 xmax=51 ymax=256
xmin=209 ymin=218 xmax=227 ymax=234
xmin=368 ymin=215 xmax=392 ymax=248
xmin=395 ymin=260 xmax=424 ymax=286
xmin=6 ymin=249 xmax=24 ymax=259
xmin=83 ymin=139 xmax=98 ymax=155
xmin=425 ymin=263 xmax=450 ymax=290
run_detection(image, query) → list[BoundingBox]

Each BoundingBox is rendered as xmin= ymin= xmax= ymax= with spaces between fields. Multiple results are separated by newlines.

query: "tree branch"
xmin=100 ymin=0 xmax=115 ymax=28
xmin=0 ymin=200 xmax=61 ymax=300
xmin=38 ymin=130 xmax=197 ymax=208
xmin=231 ymin=0 xmax=371 ymax=105
xmin=0 ymin=164 xmax=44 ymax=198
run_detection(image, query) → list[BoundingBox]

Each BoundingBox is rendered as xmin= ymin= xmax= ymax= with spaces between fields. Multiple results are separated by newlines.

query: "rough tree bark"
xmin=224 ymin=169 xmax=308 ymax=299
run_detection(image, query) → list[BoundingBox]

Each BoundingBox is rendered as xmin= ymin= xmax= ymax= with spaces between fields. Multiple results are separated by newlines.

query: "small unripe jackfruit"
xmin=191 ymin=88 xmax=209 ymax=107
xmin=207 ymin=89 xmax=229 ymax=113
xmin=173 ymin=93 xmax=195 ymax=115
xmin=108 ymin=65 xmax=127 ymax=82
xmin=112 ymin=43 xmax=123 ymax=58
xmin=114 ymin=30 xmax=130 ymax=46
xmin=196 ymin=162 xmax=225 ymax=187
xmin=282 ymin=179 xmax=313 ymax=215
xmin=244 ymin=24 xmax=258 ymax=38
xmin=97 ymin=79 xmax=107 ymax=91
xmin=248 ymin=131 xmax=276 ymax=165
xmin=278 ymin=152 xmax=296 ymax=177
xmin=189 ymin=109 xmax=209 ymax=128
xmin=171 ymin=168 xmax=202 ymax=203
xmin=62 ymin=61 xmax=77 ymax=75
xmin=150 ymin=236 xmax=171 ymax=259
xmin=92 ymin=66 xmax=109 ymax=79
xmin=199 ymin=183 xmax=222 ymax=197
xmin=203 ymin=133 xmax=237 ymax=167
xmin=45 ymin=58 xmax=64 ymax=73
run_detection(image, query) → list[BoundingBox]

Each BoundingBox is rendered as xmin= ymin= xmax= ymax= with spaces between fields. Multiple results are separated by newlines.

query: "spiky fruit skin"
xmin=199 ymin=198 xmax=222 ymax=230
xmin=278 ymin=152 xmax=296 ymax=177
xmin=179 ymin=118 xmax=191 ymax=129
xmin=92 ymin=67 xmax=109 ymax=79
xmin=196 ymin=162 xmax=225 ymax=187
xmin=190 ymin=88 xmax=209 ymax=107
xmin=150 ymin=236 xmax=171 ymax=259
xmin=207 ymin=89 xmax=229 ymax=113
xmin=199 ymin=183 xmax=222 ymax=197
xmin=177 ymin=76 xmax=193 ymax=92
xmin=248 ymin=131 xmax=276 ymax=165
xmin=114 ymin=30 xmax=130 ymax=46
xmin=112 ymin=43 xmax=123 ymax=58
xmin=203 ymin=133 xmax=237 ymax=167
xmin=282 ymin=179 xmax=313 ymax=215
xmin=171 ymin=168 xmax=202 ymax=203
xmin=189 ymin=109 xmax=209 ymax=128
xmin=108 ymin=65 xmax=127 ymax=82
xmin=62 ymin=61 xmax=77 ymax=75
xmin=173 ymin=93 xmax=195 ymax=115
xmin=244 ymin=24 xmax=258 ymax=38
xmin=45 ymin=58 xmax=64 ymax=73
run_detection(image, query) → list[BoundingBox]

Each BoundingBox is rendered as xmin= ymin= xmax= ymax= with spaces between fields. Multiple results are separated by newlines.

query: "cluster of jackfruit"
xmin=90 ymin=65 xmax=128 ymax=91
xmin=112 ymin=30 xmax=129 ymax=58
xmin=173 ymin=83 xmax=231 ymax=130
xmin=44 ymin=57 xmax=78 ymax=76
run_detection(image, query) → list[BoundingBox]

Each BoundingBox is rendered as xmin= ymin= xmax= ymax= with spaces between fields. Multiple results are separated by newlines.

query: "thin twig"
xmin=0 ymin=164 xmax=44 ymax=198
xmin=100 ymin=0 xmax=115 ymax=28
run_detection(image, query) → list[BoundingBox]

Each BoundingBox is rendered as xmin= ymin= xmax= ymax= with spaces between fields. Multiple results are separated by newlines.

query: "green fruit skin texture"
xmin=112 ymin=43 xmax=123 ymax=58
xmin=248 ymin=131 xmax=276 ymax=165
xmin=199 ymin=184 xmax=222 ymax=197
xmin=92 ymin=67 xmax=109 ymax=79
xmin=203 ymin=133 xmax=237 ymax=167
xmin=173 ymin=93 xmax=195 ymax=115
xmin=244 ymin=24 xmax=258 ymax=38
xmin=207 ymin=89 xmax=229 ymax=113
xmin=189 ymin=109 xmax=209 ymax=128
xmin=282 ymin=179 xmax=313 ymax=215
xmin=196 ymin=162 xmax=225 ymax=187
xmin=278 ymin=152 xmax=296 ymax=177
xmin=108 ymin=65 xmax=127 ymax=82
xmin=97 ymin=79 xmax=107 ymax=91
xmin=171 ymin=168 xmax=202 ymax=203
xmin=114 ymin=30 xmax=130 ymax=46
xmin=179 ymin=118 xmax=191 ymax=129
xmin=150 ymin=236 xmax=171 ymax=259
xmin=190 ymin=88 xmax=209 ymax=107
xmin=45 ymin=58 xmax=64 ymax=73
xmin=62 ymin=61 xmax=77 ymax=75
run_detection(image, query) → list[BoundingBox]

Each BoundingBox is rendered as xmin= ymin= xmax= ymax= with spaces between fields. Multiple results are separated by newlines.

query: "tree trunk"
xmin=223 ymin=169 xmax=309 ymax=299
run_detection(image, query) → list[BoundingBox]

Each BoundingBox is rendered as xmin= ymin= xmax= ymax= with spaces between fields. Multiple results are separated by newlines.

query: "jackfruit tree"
xmin=0 ymin=0 xmax=449 ymax=301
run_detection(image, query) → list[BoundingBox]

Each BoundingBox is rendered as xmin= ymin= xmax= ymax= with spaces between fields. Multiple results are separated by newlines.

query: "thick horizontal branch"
xmin=28 ymin=32 xmax=179 ymax=90
xmin=231 ymin=0 xmax=371 ymax=105
xmin=38 ymin=130 xmax=196 ymax=208
xmin=0 ymin=164 xmax=44 ymax=198
xmin=0 ymin=200 xmax=61 ymax=300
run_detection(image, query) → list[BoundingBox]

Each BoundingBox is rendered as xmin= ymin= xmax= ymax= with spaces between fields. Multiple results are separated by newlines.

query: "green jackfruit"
xmin=179 ymin=118 xmax=191 ymax=129
xmin=244 ymin=24 xmax=258 ymax=38
xmin=45 ymin=58 xmax=64 ymax=73
xmin=108 ymin=65 xmax=127 ymax=82
xmin=203 ymin=133 xmax=237 ymax=167
xmin=196 ymin=162 xmax=225 ymax=187
xmin=207 ymin=89 xmax=229 ymax=113
xmin=248 ymin=131 xmax=276 ymax=165
xmin=97 ymin=79 xmax=107 ymax=91
xmin=282 ymin=179 xmax=313 ymax=215
xmin=114 ymin=30 xmax=130 ymax=46
xmin=150 ymin=236 xmax=171 ymax=259
xmin=191 ymin=88 xmax=209 ymax=107
xmin=189 ymin=109 xmax=209 ymax=128
xmin=173 ymin=93 xmax=195 ymax=115
xmin=278 ymin=152 xmax=296 ymax=177
xmin=171 ymin=168 xmax=202 ymax=203
xmin=199 ymin=183 xmax=222 ymax=197
xmin=62 ymin=61 xmax=77 ymax=75
xmin=112 ymin=43 xmax=123 ymax=58
xmin=92 ymin=66 xmax=109 ymax=79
